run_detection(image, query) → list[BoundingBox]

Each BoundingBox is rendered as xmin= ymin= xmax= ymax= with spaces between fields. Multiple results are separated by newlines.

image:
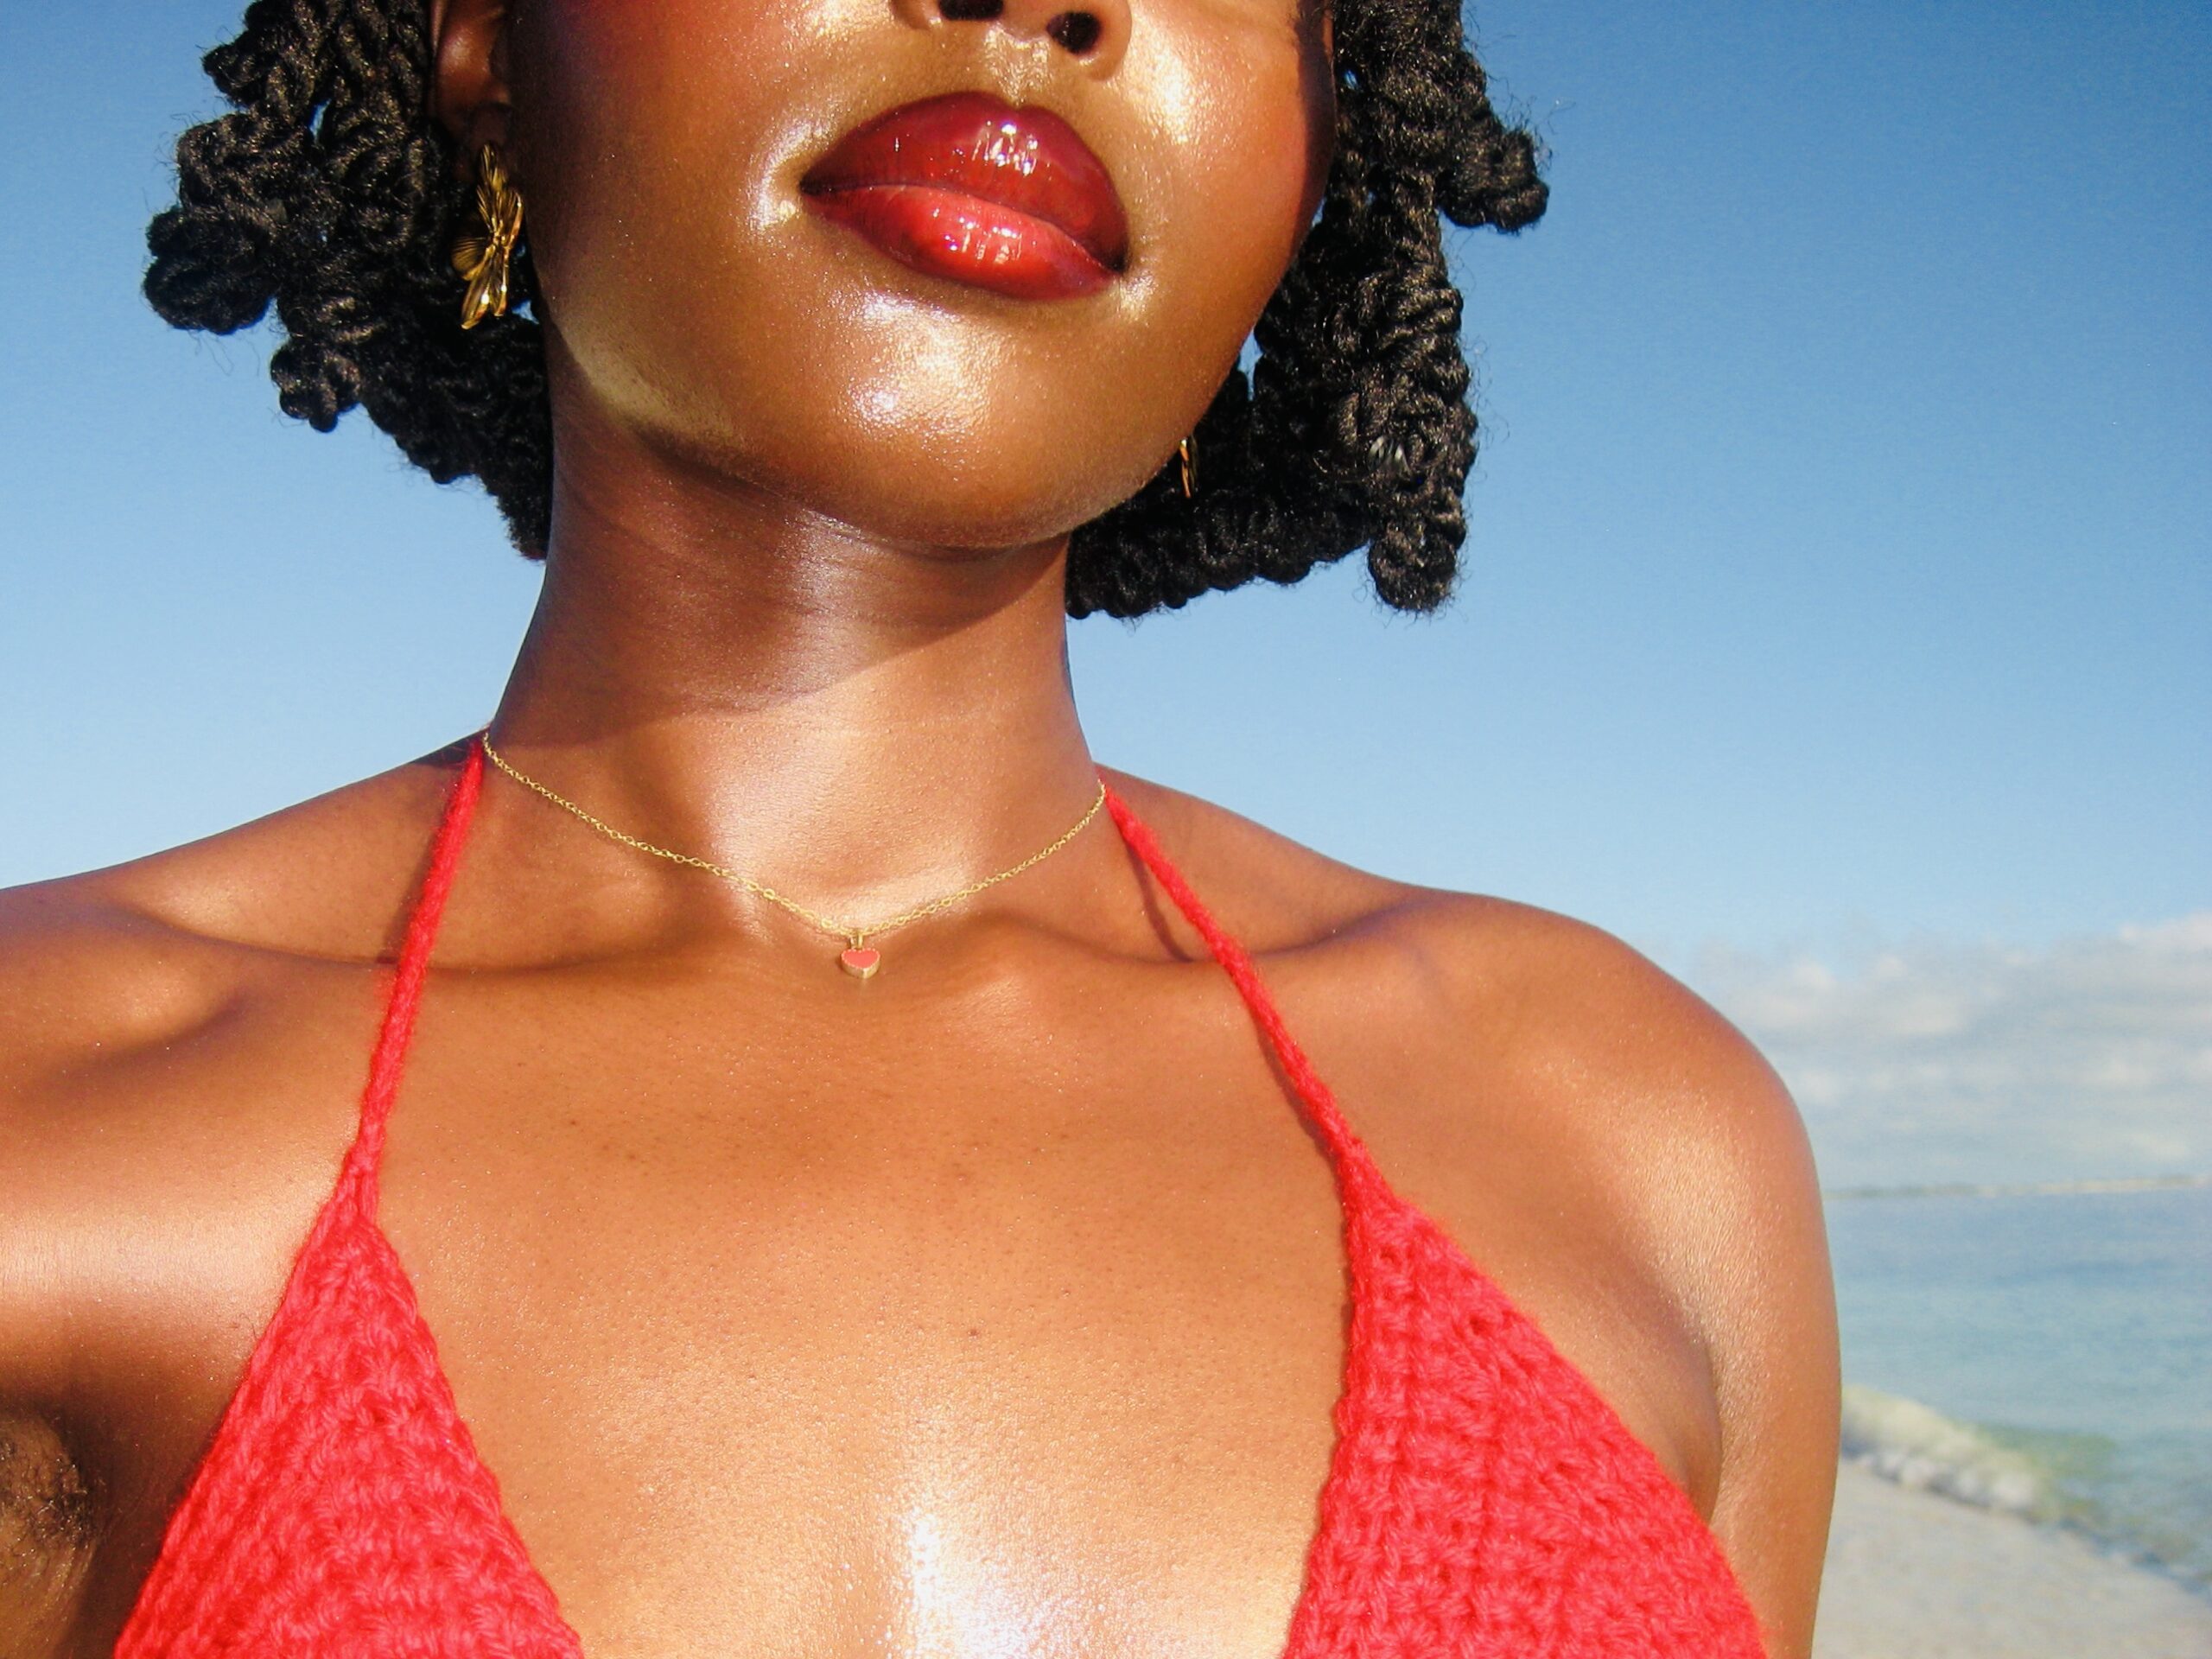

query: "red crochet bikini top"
xmin=116 ymin=734 xmax=1769 ymax=1659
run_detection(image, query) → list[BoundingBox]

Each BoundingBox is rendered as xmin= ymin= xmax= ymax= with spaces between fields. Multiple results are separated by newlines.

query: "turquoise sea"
xmin=1826 ymin=1179 xmax=2212 ymax=1590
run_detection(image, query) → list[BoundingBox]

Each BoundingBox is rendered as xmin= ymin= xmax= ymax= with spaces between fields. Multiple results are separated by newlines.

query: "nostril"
xmin=1046 ymin=11 xmax=1103 ymax=53
xmin=931 ymin=0 xmax=1107 ymax=55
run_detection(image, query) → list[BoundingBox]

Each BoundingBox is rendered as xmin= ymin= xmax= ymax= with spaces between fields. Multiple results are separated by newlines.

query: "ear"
xmin=429 ymin=0 xmax=514 ymax=176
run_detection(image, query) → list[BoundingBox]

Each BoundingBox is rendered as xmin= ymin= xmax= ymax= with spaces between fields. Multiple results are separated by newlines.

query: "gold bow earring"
xmin=1178 ymin=434 xmax=1198 ymax=498
xmin=450 ymin=143 xmax=524 ymax=329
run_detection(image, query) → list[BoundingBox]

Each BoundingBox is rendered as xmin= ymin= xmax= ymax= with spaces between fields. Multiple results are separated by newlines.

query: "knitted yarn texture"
xmin=116 ymin=735 xmax=1769 ymax=1658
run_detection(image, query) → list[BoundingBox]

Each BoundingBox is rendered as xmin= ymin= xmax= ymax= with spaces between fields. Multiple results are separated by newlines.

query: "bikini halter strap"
xmin=340 ymin=734 xmax=1381 ymax=1215
xmin=336 ymin=734 xmax=487 ymax=1217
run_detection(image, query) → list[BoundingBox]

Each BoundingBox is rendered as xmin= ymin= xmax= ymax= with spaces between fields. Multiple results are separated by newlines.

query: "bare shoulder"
xmin=1108 ymin=773 xmax=1839 ymax=1658
xmin=0 ymin=740 xmax=464 ymax=1159
xmin=0 ymin=875 xmax=233 ymax=1651
xmin=1376 ymin=890 xmax=1837 ymax=1657
xmin=0 ymin=744 xmax=467 ymax=1653
xmin=1101 ymin=776 xmax=1833 ymax=1271
xmin=0 ymin=868 xmax=209 ymax=1649
xmin=1114 ymin=774 xmax=1829 ymax=1290
xmin=0 ymin=737 xmax=470 ymax=1281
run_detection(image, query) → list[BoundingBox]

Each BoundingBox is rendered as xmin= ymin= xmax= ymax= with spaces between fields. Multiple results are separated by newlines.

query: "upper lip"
xmin=800 ymin=90 xmax=1129 ymax=272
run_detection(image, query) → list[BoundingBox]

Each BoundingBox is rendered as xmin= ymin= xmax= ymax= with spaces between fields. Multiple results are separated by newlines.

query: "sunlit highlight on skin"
xmin=900 ymin=1505 xmax=1062 ymax=1658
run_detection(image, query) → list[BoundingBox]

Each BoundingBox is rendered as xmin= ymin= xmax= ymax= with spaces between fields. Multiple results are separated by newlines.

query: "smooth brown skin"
xmin=0 ymin=0 xmax=1839 ymax=1654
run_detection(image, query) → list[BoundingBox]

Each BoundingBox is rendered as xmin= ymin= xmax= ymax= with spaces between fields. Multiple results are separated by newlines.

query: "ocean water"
xmin=1826 ymin=1179 xmax=2212 ymax=1589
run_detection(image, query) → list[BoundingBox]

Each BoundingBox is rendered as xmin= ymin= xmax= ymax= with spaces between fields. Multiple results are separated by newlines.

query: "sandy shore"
xmin=1815 ymin=1461 xmax=2212 ymax=1658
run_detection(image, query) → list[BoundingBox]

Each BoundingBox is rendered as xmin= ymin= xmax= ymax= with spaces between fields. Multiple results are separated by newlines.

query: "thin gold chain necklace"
xmin=477 ymin=728 xmax=1107 ymax=981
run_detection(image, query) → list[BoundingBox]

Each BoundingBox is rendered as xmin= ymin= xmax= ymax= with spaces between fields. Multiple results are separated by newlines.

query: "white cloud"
xmin=1681 ymin=914 xmax=2212 ymax=1189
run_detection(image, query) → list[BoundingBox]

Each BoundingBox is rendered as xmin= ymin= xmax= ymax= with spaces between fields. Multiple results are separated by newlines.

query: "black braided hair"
xmin=145 ymin=0 xmax=1547 ymax=618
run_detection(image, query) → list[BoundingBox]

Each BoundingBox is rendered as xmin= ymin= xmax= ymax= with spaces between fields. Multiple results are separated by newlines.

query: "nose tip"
xmin=916 ymin=0 xmax=1132 ymax=74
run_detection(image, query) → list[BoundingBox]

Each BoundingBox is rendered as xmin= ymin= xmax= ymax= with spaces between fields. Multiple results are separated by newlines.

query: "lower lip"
xmin=803 ymin=183 xmax=1115 ymax=302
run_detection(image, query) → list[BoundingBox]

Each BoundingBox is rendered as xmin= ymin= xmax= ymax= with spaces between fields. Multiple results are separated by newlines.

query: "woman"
xmin=0 ymin=0 xmax=1840 ymax=1653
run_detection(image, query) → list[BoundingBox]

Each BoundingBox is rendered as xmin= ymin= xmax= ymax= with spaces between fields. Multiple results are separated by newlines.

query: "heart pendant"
xmin=839 ymin=946 xmax=881 ymax=980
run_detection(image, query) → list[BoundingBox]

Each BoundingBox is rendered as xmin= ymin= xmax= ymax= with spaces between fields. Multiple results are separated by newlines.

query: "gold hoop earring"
xmin=1177 ymin=434 xmax=1198 ymax=498
xmin=450 ymin=143 xmax=524 ymax=329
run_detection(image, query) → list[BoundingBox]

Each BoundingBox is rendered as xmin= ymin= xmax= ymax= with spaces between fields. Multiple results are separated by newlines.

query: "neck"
xmin=486 ymin=423 xmax=1103 ymax=929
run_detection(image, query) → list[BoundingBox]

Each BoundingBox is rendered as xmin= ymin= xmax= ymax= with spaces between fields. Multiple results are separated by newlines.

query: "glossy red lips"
xmin=800 ymin=91 xmax=1128 ymax=301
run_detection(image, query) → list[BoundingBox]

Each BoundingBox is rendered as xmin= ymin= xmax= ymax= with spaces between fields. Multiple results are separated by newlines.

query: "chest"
xmin=378 ymin=963 xmax=1351 ymax=1656
xmin=100 ymin=951 xmax=1715 ymax=1657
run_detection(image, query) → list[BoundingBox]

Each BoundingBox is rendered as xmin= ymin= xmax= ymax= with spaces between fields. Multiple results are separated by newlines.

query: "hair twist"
xmin=148 ymin=0 xmax=1544 ymax=619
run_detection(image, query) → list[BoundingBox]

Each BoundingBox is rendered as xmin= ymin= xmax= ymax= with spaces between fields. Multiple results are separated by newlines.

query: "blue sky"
xmin=3 ymin=3 xmax=2205 ymax=1182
